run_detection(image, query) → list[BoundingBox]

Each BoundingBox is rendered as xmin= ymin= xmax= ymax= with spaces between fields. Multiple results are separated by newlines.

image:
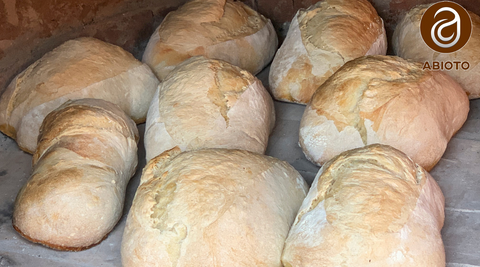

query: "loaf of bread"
xmin=299 ymin=55 xmax=469 ymax=171
xmin=121 ymin=148 xmax=308 ymax=266
xmin=268 ymin=0 xmax=387 ymax=104
xmin=393 ymin=4 xmax=480 ymax=99
xmin=0 ymin=37 xmax=159 ymax=153
xmin=282 ymin=144 xmax=445 ymax=266
xmin=144 ymin=56 xmax=275 ymax=161
xmin=142 ymin=0 xmax=277 ymax=80
xmin=13 ymin=98 xmax=138 ymax=251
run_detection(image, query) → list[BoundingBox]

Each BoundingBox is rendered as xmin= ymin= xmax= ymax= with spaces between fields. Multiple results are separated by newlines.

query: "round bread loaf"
xmin=393 ymin=4 xmax=480 ymax=99
xmin=13 ymin=99 xmax=138 ymax=251
xmin=142 ymin=0 xmax=277 ymax=80
xmin=144 ymin=56 xmax=275 ymax=161
xmin=268 ymin=0 xmax=387 ymax=104
xmin=282 ymin=144 xmax=445 ymax=266
xmin=0 ymin=37 xmax=159 ymax=154
xmin=299 ymin=55 xmax=469 ymax=171
xmin=121 ymin=148 xmax=308 ymax=267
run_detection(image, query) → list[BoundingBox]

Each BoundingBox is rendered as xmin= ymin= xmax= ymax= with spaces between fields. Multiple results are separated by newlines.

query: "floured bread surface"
xmin=0 ymin=37 xmax=159 ymax=154
xmin=121 ymin=148 xmax=308 ymax=267
xmin=282 ymin=144 xmax=445 ymax=267
xmin=144 ymin=56 xmax=275 ymax=161
xmin=12 ymin=99 xmax=138 ymax=251
xmin=393 ymin=4 xmax=480 ymax=99
xmin=269 ymin=0 xmax=387 ymax=104
xmin=142 ymin=0 xmax=277 ymax=80
xmin=299 ymin=55 xmax=469 ymax=170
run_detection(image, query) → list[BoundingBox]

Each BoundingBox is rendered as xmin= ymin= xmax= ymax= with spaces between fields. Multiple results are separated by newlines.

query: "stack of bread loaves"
xmin=0 ymin=37 xmax=159 ymax=153
xmin=299 ymin=55 xmax=469 ymax=171
xmin=2 ymin=37 xmax=160 ymax=250
xmin=13 ymin=99 xmax=139 ymax=251
xmin=283 ymin=144 xmax=445 ymax=266
xmin=144 ymin=56 xmax=275 ymax=161
xmin=268 ymin=0 xmax=387 ymax=104
xmin=393 ymin=4 xmax=480 ymax=99
xmin=142 ymin=0 xmax=278 ymax=80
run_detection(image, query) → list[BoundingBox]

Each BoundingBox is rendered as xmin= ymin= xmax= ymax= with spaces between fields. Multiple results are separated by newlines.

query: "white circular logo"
xmin=431 ymin=7 xmax=461 ymax=48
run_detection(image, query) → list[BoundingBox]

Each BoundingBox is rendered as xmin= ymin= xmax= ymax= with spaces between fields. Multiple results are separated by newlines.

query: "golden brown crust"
xmin=144 ymin=56 xmax=275 ymax=161
xmin=299 ymin=144 xmax=422 ymax=231
xmin=300 ymin=55 xmax=469 ymax=170
xmin=0 ymin=37 xmax=158 ymax=153
xmin=282 ymin=144 xmax=445 ymax=266
xmin=299 ymin=0 xmax=384 ymax=59
xmin=142 ymin=0 xmax=277 ymax=79
xmin=268 ymin=0 xmax=386 ymax=104
xmin=158 ymin=0 xmax=266 ymax=47
xmin=12 ymin=224 xmax=109 ymax=252
xmin=121 ymin=149 xmax=308 ymax=266
xmin=310 ymin=56 xmax=425 ymax=140
xmin=13 ymin=98 xmax=138 ymax=251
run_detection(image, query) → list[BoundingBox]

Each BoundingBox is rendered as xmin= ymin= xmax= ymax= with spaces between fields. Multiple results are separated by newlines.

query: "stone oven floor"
xmin=0 ymin=68 xmax=479 ymax=266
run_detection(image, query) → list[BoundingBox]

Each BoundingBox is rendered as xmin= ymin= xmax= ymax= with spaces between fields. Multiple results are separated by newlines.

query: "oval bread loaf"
xmin=0 ymin=37 xmax=159 ymax=153
xmin=282 ymin=144 xmax=445 ymax=267
xmin=268 ymin=0 xmax=387 ymax=104
xmin=144 ymin=56 xmax=275 ymax=161
xmin=299 ymin=55 xmax=469 ymax=171
xmin=142 ymin=0 xmax=277 ymax=80
xmin=12 ymin=98 xmax=138 ymax=251
xmin=121 ymin=148 xmax=308 ymax=267
xmin=393 ymin=4 xmax=480 ymax=99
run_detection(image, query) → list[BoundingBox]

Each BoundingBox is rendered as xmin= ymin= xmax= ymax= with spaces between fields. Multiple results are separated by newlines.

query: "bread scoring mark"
xmin=207 ymin=61 xmax=252 ymax=125
xmin=296 ymin=145 xmax=422 ymax=234
xmin=277 ymin=54 xmax=326 ymax=104
xmin=310 ymin=56 xmax=425 ymax=145
xmin=207 ymin=1 xmax=266 ymax=43
xmin=299 ymin=0 xmax=383 ymax=58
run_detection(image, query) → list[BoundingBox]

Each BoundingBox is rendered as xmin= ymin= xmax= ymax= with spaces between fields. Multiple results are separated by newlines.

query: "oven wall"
xmin=1 ymin=0 xmax=478 ymax=94
xmin=0 ymin=0 xmax=187 ymax=95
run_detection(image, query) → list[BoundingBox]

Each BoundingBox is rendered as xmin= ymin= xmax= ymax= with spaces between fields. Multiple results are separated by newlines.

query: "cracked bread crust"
xmin=282 ymin=144 xmax=445 ymax=267
xmin=121 ymin=148 xmax=308 ymax=267
xmin=144 ymin=56 xmax=275 ymax=162
xmin=142 ymin=0 xmax=277 ymax=80
xmin=0 ymin=37 xmax=159 ymax=154
xmin=300 ymin=55 xmax=469 ymax=170
xmin=269 ymin=0 xmax=387 ymax=104
xmin=12 ymin=99 xmax=138 ymax=251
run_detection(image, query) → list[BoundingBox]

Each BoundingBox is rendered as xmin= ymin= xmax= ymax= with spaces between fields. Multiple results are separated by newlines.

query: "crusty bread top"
xmin=146 ymin=0 xmax=267 ymax=66
xmin=0 ymin=37 xmax=147 ymax=140
xmin=295 ymin=144 xmax=439 ymax=233
xmin=298 ymin=0 xmax=384 ymax=60
xmin=144 ymin=56 xmax=275 ymax=160
xmin=158 ymin=55 xmax=261 ymax=126
xmin=34 ymin=98 xmax=139 ymax=165
xmin=123 ymin=148 xmax=307 ymax=266
xmin=283 ymin=144 xmax=445 ymax=266
xmin=160 ymin=0 xmax=266 ymax=44
xmin=309 ymin=55 xmax=465 ymax=146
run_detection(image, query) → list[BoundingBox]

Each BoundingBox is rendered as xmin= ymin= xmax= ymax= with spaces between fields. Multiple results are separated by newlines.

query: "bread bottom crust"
xmin=12 ymin=223 xmax=109 ymax=252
